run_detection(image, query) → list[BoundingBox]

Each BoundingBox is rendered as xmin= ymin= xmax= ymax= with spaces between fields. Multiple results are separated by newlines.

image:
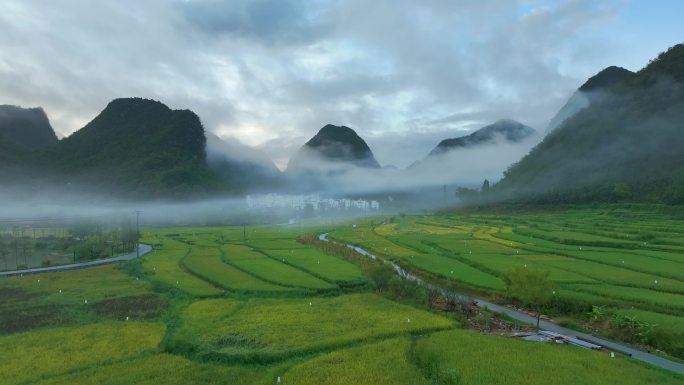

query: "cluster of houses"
xmin=246 ymin=194 xmax=380 ymax=212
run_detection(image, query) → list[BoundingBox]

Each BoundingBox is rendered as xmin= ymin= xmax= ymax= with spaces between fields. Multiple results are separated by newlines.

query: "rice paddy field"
xmin=0 ymin=206 xmax=683 ymax=384
xmin=329 ymin=206 xmax=684 ymax=359
xmin=330 ymin=208 xmax=684 ymax=308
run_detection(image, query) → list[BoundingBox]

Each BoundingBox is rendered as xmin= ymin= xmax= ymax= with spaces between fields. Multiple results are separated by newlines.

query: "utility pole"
xmin=14 ymin=228 xmax=18 ymax=270
xmin=22 ymin=229 xmax=27 ymax=268
xmin=135 ymin=211 xmax=140 ymax=257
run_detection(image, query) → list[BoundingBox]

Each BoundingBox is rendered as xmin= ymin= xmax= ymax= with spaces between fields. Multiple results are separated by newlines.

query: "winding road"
xmin=319 ymin=232 xmax=684 ymax=376
xmin=0 ymin=244 xmax=153 ymax=277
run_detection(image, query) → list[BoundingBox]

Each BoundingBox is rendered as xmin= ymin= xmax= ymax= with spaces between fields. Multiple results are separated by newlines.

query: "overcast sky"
xmin=1 ymin=0 xmax=682 ymax=168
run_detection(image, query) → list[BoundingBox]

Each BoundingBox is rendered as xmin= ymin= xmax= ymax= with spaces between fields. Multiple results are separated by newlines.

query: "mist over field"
xmin=3 ymin=3 xmax=684 ymax=385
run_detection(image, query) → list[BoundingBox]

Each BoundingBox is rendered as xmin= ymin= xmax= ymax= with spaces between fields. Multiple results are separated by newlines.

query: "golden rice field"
xmin=0 ymin=207 xmax=682 ymax=384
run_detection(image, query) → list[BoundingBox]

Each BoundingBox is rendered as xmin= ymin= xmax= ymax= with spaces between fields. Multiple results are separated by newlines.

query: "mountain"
xmin=0 ymin=134 xmax=27 ymax=165
xmin=205 ymin=133 xmax=283 ymax=192
xmin=428 ymin=119 xmax=536 ymax=157
xmin=39 ymin=98 xmax=225 ymax=198
xmin=546 ymin=66 xmax=634 ymax=131
xmin=493 ymin=44 xmax=684 ymax=204
xmin=0 ymin=105 xmax=58 ymax=151
xmin=286 ymin=124 xmax=380 ymax=172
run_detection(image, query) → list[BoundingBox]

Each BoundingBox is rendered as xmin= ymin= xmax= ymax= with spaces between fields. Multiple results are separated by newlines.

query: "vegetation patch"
xmin=413 ymin=329 xmax=684 ymax=385
xmin=282 ymin=337 xmax=428 ymax=385
xmin=0 ymin=321 xmax=165 ymax=384
xmin=92 ymin=293 xmax=169 ymax=321
xmin=30 ymin=353 xmax=279 ymax=385
xmin=168 ymin=294 xmax=453 ymax=362
xmin=0 ymin=301 xmax=66 ymax=334
xmin=182 ymin=246 xmax=296 ymax=293
xmin=221 ymin=244 xmax=336 ymax=290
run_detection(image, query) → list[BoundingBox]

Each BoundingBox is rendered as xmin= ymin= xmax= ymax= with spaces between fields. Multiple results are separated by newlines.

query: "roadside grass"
xmin=0 ymin=264 xmax=152 ymax=305
xmin=413 ymin=329 xmax=684 ymax=385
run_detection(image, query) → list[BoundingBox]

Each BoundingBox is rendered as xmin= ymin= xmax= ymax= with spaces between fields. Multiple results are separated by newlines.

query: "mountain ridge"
xmin=546 ymin=66 xmax=635 ymax=132
xmin=287 ymin=124 xmax=381 ymax=172
xmin=428 ymin=119 xmax=536 ymax=157
xmin=493 ymin=43 xmax=684 ymax=204
xmin=0 ymin=104 xmax=58 ymax=151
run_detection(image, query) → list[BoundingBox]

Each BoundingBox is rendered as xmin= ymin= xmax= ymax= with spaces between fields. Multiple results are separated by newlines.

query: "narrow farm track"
xmin=319 ymin=233 xmax=684 ymax=376
xmin=0 ymin=244 xmax=152 ymax=277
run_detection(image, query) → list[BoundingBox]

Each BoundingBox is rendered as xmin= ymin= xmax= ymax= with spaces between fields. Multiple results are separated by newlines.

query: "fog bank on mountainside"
xmin=489 ymin=44 xmax=684 ymax=204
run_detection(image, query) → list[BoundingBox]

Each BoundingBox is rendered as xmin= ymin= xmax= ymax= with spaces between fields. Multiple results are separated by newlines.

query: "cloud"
xmin=0 ymin=0 xmax=651 ymax=168
xmin=179 ymin=0 xmax=329 ymax=44
xmin=274 ymin=134 xmax=540 ymax=199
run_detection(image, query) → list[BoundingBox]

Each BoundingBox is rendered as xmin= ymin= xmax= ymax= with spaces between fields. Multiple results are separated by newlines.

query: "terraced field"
xmin=169 ymin=294 xmax=453 ymax=361
xmin=0 ymin=210 xmax=682 ymax=384
xmin=329 ymin=206 xmax=684 ymax=360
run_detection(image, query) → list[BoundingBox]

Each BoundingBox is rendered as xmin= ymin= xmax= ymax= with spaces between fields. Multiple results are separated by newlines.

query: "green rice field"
xmin=0 ymin=206 xmax=682 ymax=384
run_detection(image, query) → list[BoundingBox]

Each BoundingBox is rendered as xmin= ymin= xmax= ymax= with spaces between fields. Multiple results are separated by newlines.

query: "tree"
xmin=504 ymin=267 xmax=555 ymax=330
xmin=481 ymin=179 xmax=491 ymax=192
xmin=456 ymin=187 xmax=478 ymax=201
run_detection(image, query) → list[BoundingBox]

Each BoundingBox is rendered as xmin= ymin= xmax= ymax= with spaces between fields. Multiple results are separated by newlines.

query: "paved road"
xmin=0 ymin=244 xmax=153 ymax=277
xmin=319 ymin=233 xmax=684 ymax=376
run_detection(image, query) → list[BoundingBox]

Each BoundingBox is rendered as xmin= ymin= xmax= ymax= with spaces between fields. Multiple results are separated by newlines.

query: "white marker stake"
xmin=84 ymin=299 xmax=88 ymax=304
xmin=277 ymin=376 xmax=281 ymax=383
xmin=126 ymin=316 xmax=129 ymax=321
xmin=610 ymin=352 xmax=615 ymax=358
xmin=407 ymin=318 xmax=411 ymax=323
